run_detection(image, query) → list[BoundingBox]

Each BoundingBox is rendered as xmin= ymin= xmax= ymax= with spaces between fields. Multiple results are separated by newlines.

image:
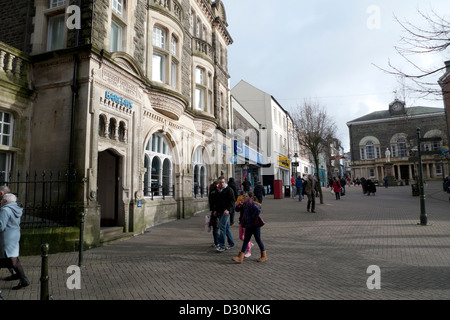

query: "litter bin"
xmin=285 ymin=185 xmax=290 ymax=197
xmin=411 ymin=184 xmax=420 ymax=196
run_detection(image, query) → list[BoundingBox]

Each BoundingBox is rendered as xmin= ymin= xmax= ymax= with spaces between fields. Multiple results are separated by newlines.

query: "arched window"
xmin=98 ymin=115 xmax=106 ymax=137
xmin=192 ymin=147 xmax=207 ymax=197
xmin=397 ymin=138 xmax=407 ymax=157
xmin=143 ymin=132 xmax=173 ymax=198
xmin=108 ymin=118 xmax=117 ymax=140
xmin=365 ymin=141 xmax=375 ymax=160
xmin=118 ymin=121 xmax=126 ymax=142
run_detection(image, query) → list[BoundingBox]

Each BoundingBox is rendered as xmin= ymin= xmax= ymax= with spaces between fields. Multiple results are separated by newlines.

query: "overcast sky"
xmin=223 ymin=0 xmax=450 ymax=152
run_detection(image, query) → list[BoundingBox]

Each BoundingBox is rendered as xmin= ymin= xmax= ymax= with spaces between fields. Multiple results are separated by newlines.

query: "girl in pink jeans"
xmin=236 ymin=191 xmax=254 ymax=257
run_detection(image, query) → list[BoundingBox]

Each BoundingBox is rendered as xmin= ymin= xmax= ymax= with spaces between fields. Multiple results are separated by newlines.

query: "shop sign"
xmin=234 ymin=140 xmax=263 ymax=165
xmin=105 ymin=91 xmax=133 ymax=109
xmin=278 ymin=156 xmax=290 ymax=169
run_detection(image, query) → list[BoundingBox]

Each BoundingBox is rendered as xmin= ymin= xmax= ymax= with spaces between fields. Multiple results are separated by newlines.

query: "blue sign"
xmin=105 ymin=91 xmax=133 ymax=109
xmin=234 ymin=140 xmax=263 ymax=165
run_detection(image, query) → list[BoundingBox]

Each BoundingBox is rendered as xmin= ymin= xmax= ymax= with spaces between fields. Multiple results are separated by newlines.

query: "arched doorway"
xmin=98 ymin=150 xmax=121 ymax=226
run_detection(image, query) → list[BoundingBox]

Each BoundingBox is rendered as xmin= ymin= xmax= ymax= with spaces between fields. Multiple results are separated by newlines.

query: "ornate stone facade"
xmin=0 ymin=0 xmax=234 ymax=248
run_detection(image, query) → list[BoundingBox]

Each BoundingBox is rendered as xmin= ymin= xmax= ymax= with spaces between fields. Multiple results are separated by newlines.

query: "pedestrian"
xmin=208 ymin=181 xmax=220 ymax=248
xmin=360 ymin=177 xmax=367 ymax=194
xmin=340 ymin=176 xmax=346 ymax=195
xmin=253 ymin=181 xmax=265 ymax=203
xmin=0 ymin=186 xmax=17 ymax=281
xmin=0 ymin=289 xmax=4 ymax=300
xmin=332 ymin=177 xmax=342 ymax=200
xmin=232 ymin=192 xmax=267 ymax=263
xmin=214 ymin=176 xmax=235 ymax=252
xmin=290 ymin=175 xmax=296 ymax=199
xmin=0 ymin=193 xmax=30 ymax=290
xmin=383 ymin=176 xmax=389 ymax=188
xmin=365 ymin=179 xmax=376 ymax=196
xmin=235 ymin=192 xmax=254 ymax=258
xmin=304 ymin=174 xmax=318 ymax=213
xmin=295 ymin=176 xmax=303 ymax=201
xmin=242 ymin=177 xmax=251 ymax=192
xmin=227 ymin=177 xmax=238 ymax=226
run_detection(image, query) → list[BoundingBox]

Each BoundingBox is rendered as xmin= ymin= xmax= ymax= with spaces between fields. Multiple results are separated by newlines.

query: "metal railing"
xmin=143 ymin=184 xmax=175 ymax=200
xmin=0 ymin=170 xmax=83 ymax=229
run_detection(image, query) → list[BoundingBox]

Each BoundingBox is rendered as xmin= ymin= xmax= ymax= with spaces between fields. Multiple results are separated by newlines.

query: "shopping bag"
xmin=205 ymin=215 xmax=211 ymax=232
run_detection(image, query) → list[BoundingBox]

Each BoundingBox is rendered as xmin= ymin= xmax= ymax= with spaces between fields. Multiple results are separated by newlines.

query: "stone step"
xmin=100 ymin=227 xmax=134 ymax=246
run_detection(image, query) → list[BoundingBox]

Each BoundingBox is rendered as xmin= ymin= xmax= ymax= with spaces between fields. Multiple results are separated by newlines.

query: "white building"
xmin=231 ymin=80 xmax=296 ymax=192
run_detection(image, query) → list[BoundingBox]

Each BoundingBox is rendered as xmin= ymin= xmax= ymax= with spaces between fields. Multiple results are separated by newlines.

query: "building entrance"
xmin=98 ymin=150 xmax=121 ymax=226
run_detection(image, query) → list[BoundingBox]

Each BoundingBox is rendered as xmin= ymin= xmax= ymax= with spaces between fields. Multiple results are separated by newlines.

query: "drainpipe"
xmin=68 ymin=0 xmax=82 ymax=198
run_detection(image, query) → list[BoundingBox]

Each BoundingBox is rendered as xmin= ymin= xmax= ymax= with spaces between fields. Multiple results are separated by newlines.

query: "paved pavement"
xmin=1 ymin=181 xmax=450 ymax=303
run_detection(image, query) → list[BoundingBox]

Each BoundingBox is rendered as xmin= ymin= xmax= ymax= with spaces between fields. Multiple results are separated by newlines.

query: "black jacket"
xmin=254 ymin=184 xmax=265 ymax=201
xmin=228 ymin=179 xmax=238 ymax=198
xmin=214 ymin=186 xmax=235 ymax=215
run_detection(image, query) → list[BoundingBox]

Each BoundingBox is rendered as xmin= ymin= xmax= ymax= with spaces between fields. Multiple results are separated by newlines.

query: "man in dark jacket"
xmin=253 ymin=181 xmax=265 ymax=203
xmin=214 ymin=176 xmax=235 ymax=252
xmin=242 ymin=178 xmax=251 ymax=192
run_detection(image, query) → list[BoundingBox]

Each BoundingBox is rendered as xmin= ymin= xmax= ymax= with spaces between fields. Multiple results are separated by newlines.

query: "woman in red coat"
xmin=332 ymin=177 xmax=342 ymax=200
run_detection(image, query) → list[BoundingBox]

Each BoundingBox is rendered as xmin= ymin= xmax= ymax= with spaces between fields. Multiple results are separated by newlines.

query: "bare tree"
xmin=291 ymin=100 xmax=337 ymax=204
xmin=374 ymin=8 xmax=450 ymax=99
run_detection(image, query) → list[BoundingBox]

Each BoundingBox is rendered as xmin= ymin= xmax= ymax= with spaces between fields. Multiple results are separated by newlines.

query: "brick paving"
xmin=1 ymin=181 xmax=450 ymax=301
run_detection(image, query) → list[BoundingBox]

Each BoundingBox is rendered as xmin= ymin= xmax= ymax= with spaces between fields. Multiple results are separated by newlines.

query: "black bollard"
xmin=40 ymin=243 xmax=50 ymax=300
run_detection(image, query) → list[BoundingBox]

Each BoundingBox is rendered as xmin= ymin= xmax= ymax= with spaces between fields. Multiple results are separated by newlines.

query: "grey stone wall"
xmin=0 ymin=0 xmax=34 ymax=53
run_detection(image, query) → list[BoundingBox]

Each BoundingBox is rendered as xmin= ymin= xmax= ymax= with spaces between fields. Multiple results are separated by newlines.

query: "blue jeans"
xmin=212 ymin=226 xmax=219 ymax=245
xmin=218 ymin=214 xmax=234 ymax=249
xmin=298 ymin=188 xmax=302 ymax=201
xmin=240 ymin=227 xmax=264 ymax=253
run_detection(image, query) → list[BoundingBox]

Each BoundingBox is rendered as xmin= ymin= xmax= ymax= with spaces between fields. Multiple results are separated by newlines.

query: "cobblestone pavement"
xmin=1 ymin=181 xmax=449 ymax=301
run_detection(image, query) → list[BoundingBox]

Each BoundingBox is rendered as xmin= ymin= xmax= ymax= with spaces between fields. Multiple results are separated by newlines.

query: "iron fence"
xmin=0 ymin=170 xmax=84 ymax=229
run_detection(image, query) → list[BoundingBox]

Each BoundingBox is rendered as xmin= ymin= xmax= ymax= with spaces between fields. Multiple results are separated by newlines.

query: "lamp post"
xmin=416 ymin=128 xmax=428 ymax=226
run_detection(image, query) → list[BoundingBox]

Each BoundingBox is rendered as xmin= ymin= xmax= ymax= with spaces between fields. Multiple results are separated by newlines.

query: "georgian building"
xmin=347 ymin=99 xmax=448 ymax=183
xmin=0 ymin=0 xmax=233 ymax=248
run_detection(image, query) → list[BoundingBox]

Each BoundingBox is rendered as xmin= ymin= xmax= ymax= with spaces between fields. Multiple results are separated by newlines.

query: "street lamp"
xmin=416 ymin=128 xmax=428 ymax=226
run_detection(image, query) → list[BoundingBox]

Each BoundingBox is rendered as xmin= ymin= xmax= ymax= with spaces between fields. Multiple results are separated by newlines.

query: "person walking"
xmin=0 ymin=193 xmax=30 ymax=290
xmin=290 ymin=175 xmax=296 ymax=199
xmin=227 ymin=177 xmax=238 ymax=226
xmin=235 ymin=192 xmax=254 ymax=258
xmin=242 ymin=177 xmax=251 ymax=192
xmin=232 ymin=192 xmax=266 ymax=263
xmin=304 ymin=174 xmax=318 ymax=213
xmin=253 ymin=181 xmax=265 ymax=203
xmin=365 ymin=179 xmax=376 ymax=196
xmin=214 ymin=176 xmax=235 ymax=252
xmin=0 ymin=186 xmax=16 ymax=281
xmin=208 ymin=181 xmax=220 ymax=248
xmin=332 ymin=177 xmax=342 ymax=200
xmin=295 ymin=176 xmax=303 ymax=201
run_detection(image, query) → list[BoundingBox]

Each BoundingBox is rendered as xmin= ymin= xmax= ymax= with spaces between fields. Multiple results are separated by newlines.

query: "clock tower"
xmin=389 ymin=99 xmax=406 ymax=115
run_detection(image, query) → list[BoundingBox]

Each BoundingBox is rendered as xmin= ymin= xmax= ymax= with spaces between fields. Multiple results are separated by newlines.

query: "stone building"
xmin=0 ymin=0 xmax=233 ymax=248
xmin=347 ymin=99 xmax=448 ymax=184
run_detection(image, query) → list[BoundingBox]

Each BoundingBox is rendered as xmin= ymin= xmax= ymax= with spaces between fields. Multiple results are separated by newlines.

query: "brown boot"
xmin=232 ymin=252 xmax=245 ymax=263
xmin=257 ymin=250 xmax=267 ymax=262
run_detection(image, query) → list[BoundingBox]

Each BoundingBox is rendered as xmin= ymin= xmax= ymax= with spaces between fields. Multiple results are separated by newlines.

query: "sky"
xmin=222 ymin=0 xmax=450 ymax=152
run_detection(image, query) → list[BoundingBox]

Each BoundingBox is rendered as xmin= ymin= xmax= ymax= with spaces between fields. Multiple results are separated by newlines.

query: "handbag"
xmin=254 ymin=215 xmax=265 ymax=227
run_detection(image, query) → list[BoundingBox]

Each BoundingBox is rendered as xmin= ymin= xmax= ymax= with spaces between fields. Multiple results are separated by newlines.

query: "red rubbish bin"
xmin=274 ymin=180 xmax=283 ymax=199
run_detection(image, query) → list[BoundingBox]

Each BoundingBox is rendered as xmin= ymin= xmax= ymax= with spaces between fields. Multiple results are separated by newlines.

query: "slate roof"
xmin=347 ymin=106 xmax=444 ymax=124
